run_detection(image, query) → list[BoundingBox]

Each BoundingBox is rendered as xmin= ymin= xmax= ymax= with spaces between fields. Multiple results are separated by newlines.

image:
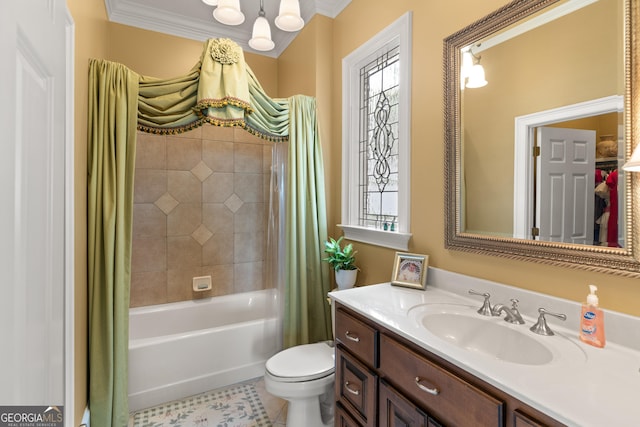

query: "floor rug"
xmin=131 ymin=383 xmax=272 ymax=427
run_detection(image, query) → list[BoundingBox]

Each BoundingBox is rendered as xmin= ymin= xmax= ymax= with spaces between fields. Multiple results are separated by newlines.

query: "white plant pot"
xmin=335 ymin=269 xmax=358 ymax=290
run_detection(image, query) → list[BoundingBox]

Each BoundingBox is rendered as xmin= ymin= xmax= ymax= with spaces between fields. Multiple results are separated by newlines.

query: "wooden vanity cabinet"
xmin=334 ymin=303 xmax=565 ymax=427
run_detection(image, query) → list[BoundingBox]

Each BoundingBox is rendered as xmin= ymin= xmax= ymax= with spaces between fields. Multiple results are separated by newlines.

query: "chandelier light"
xmin=275 ymin=0 xmax=304 ymax=32
xmin=213 ymin=0 xmax=245 ymax=26
xmin=203 ymin=0 xmax=305 ymax=52
xmin=249 ymin=0 xmax=275 ymax=51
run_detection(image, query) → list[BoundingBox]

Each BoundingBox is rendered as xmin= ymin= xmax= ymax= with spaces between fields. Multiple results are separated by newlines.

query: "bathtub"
xmin=128 ymin=289 xmax=279 ymax=412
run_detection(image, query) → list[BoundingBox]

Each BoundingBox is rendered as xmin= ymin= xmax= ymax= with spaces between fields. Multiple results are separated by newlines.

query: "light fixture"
xmin=203 ymin=0 xmax=304 ymax=51
xmin=460 ymin=46 xmax=487 ymax=89
xmin=213 ymin=0 xmax=244 ymax=26
xmin=249 ymin=0 xmax=275 ymax=52
xmin=622 ymin=145 xmax=640 ymax=172
xmin=275 ymin=0 xmax=304 ymax=32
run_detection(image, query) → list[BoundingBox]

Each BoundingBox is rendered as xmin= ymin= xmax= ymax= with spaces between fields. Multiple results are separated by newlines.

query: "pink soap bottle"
xmin=579 ymin=284 xmax=606 ymax=348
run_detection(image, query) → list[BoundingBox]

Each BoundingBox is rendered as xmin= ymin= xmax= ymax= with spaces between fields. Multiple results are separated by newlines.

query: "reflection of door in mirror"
xmin=535 ymin=127 xmax=595 ymax=245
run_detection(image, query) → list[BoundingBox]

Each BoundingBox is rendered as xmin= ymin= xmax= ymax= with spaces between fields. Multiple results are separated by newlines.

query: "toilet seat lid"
xmin=266 ymin=342 xmax=335 ymax=382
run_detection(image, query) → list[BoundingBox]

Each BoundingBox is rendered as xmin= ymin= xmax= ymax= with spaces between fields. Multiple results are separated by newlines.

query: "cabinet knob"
xmin=415 ymin=377 xmax=439 ymax=395
xmin=345 ymin=331 xmax=360 ymax=342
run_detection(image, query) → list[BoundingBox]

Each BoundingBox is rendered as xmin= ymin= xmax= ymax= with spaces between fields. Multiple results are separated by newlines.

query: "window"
xmin=341 ymin=12 xmax=412 ymax=250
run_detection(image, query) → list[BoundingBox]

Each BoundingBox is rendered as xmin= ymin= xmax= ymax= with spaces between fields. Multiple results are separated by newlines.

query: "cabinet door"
xmin=514 ymin=410 xmax=546 ymax=427
xmin=336 ymin=344 xmax=378 ymax=426
xmin=379 ymin=380 xmax=430 ymax=427
xmin=336 ymin=403 xmax=363 ymax=427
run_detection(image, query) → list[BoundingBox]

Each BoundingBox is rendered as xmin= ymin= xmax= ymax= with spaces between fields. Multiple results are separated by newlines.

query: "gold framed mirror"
xmin=444 ymin=0 xmax=640 ymax=276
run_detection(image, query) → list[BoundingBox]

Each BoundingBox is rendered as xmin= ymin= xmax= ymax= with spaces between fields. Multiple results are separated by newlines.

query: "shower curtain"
xmin=87 ymin=59 xmax=138 ymax=427
xmin=87 ymin=38 xmax=331 ymax=426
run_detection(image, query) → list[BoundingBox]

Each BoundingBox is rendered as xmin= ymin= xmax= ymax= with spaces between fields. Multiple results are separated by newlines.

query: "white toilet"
xmin=264 ymin=340 xmax=335 ymax=427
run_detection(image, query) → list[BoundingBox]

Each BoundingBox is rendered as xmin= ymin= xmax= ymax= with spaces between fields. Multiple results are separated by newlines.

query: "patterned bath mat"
xmin=131 ymin=383 xmax=271 ymax=427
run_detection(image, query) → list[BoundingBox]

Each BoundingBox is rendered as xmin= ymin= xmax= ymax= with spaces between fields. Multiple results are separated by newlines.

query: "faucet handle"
xmin=468 ymin=289 xmax=493 ymax=316
xmin=509 ymin=298 xmax=519 ymax=309
xmin=529 ymin=308 xmax=567 ymax=336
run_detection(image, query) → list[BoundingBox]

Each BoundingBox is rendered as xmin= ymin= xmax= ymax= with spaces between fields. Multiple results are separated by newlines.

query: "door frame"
xmin=513 ymin=95 xmax=623 ymax=239
xmin=63 ymin=8 xmax=75 ymax=425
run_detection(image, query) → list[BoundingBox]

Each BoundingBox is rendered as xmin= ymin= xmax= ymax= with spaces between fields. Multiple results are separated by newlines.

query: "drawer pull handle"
xmin=345 ymin=331 xmax=360 ymax=342
xmin=344 ymin=381 xmax=360 ymax=396
xmin=415 ymin=377 xmax=439 ymax=396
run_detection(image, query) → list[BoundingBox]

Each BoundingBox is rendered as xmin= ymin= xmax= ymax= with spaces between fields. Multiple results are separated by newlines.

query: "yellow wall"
xmin=66 ymin=0 xmax=640 ymax=423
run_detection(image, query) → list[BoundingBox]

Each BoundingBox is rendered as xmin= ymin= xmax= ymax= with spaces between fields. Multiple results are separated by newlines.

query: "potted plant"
xmin=323 ymin=236 xmax=359 ymax=289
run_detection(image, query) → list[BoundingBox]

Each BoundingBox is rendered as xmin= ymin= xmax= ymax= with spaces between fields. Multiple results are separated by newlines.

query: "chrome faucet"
xmin=468 ymin=289 xmax=494 ymax=316
xmin=530 ymin=308 xmax=567 ymax=336
xmin=491 ymin=299 xmax=525 ymax=324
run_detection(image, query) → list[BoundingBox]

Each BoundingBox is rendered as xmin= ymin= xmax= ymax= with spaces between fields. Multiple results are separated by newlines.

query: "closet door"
xmin=0 ymin=0 xmax=73 ymax=417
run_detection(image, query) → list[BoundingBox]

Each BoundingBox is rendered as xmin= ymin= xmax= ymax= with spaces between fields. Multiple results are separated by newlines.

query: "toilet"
xmin=264 ymin=340 xmax=335 ymax=427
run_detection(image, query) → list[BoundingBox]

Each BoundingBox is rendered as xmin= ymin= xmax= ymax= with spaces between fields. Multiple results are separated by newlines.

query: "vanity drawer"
xmin=379 ymin=333 xmax=504 ymax=427
xmin=336 ymin=344 xmax=377 ymax=427
xmin=335 ymin=307 xmax=378 ymax=367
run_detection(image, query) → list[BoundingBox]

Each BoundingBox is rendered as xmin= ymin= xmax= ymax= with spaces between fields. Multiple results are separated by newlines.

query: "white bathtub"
xmin=128 ymin=289 xmax=279 ymax=412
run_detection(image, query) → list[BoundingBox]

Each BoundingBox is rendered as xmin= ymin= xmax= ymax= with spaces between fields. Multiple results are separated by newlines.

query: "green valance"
xmin=137 ymin=38 xmax=288 ymax=142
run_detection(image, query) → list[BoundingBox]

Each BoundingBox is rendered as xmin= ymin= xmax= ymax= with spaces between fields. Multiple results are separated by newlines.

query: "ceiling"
xmin=104 ymin=0 xmax=351 ymax=58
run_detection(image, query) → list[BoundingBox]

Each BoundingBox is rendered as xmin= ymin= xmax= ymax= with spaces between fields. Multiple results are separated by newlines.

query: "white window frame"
xmin=340 ymin=12 xmax=412 ymax=250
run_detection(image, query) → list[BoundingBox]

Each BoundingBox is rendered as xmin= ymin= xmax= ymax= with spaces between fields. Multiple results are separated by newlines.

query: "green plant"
xmin=323 ymin=236 xmax=358 ymax=271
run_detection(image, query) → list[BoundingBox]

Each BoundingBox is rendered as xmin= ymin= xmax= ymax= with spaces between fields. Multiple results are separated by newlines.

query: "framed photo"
xmin=391 ymin=252 xmax=429 ymax=290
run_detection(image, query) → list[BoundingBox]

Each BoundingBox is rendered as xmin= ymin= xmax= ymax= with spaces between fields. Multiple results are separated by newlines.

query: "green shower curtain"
xmin=87 ymin=39 xmax=331 ymax=426
xmin=87 ymin=59 xmax=138 ymax=426
xmin=284 ymin=95 xmax=332 ymax=347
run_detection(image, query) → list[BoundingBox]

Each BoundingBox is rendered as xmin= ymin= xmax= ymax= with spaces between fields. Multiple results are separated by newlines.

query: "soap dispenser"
xmin=579 ymin=284 xmax=606 ymax=348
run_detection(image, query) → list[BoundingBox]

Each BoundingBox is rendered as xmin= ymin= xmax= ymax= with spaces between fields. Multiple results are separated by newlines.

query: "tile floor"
xmin=253 ymin=377 xmax=288 ymax=426
xmin=128 ymin=377 xmax=288 ymax=426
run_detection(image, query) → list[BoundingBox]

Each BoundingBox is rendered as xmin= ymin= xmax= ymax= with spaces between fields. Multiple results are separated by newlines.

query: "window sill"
xmin=338 ymin=224 xmax=411 ymax=251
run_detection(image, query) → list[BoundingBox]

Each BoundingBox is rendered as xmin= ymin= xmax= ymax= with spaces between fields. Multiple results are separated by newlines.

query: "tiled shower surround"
xmin=130 ymin=125 xmax=275 ymax=307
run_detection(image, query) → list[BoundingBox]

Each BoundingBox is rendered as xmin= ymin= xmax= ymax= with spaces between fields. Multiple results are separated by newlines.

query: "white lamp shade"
xmin=249 ymin=16 xmax=275 ymax=51
xmin=466 ymin=64 xmax=487 ymax=88
xmin=275 ymin=0 xmax=304 ymax=32
xmin=213 ymin=0 xmax=244 ymax=25
xmin=202 ymin=0 xmax=218 ymax=5
xmin=623 ymin=145 xmax=640 ymax=172
xmin=460 ymin=51 xmax=473 ymax=90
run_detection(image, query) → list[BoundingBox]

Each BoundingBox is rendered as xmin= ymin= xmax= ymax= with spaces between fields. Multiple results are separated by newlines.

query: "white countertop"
xmin=328 ymin=268 xmax=640 ymax=427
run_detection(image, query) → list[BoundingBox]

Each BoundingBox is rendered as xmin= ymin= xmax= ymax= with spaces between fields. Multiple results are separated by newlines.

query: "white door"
xmin=0 ymin=0 xmax=73 ymax=419
xmin=536 ymin=127 xmax=595 ymax=244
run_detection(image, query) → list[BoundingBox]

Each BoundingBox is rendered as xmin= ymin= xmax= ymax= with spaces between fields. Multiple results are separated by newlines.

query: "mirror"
xmin=444 ymin=0 xmax=640 ymax=276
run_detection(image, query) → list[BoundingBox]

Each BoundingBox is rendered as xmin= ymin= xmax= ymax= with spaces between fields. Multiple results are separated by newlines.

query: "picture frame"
xmin=391 ymin=252 xmax=429 ymax=290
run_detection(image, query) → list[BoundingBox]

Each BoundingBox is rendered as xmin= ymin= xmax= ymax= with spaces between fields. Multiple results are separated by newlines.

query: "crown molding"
xmin=104 ymin=0 xmax=351 ymax=58
xmin=314 ymin=0 xmax=351 ymax=18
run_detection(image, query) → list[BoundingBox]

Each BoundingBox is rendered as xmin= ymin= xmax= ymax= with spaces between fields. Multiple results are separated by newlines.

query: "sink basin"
xmin=408 ymin=303 xmax=586 ymax=366
xmin=421 ymin=312 xmax=553 ymax=365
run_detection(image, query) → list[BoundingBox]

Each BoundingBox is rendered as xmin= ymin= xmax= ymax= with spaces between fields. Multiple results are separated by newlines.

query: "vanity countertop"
xmin=328 ymin=269 xmax=640 ymax=427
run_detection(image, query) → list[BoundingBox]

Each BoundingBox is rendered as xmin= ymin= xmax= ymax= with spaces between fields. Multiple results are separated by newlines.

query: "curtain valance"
xmin=137 ymin=38 xmax=288 ymax=142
